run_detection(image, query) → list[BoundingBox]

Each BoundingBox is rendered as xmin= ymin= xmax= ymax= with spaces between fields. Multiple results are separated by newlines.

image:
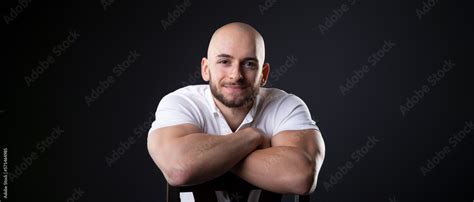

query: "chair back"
xmin=166 ymin=172 xmax=310 ymax=202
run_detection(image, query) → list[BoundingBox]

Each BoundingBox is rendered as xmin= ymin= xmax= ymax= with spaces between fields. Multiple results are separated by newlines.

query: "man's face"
xmin=203 ymin=37 xmax=267 ymax=108
xmin=207 ymin=53 xmax=261 ymax=108
xmin=202 ymin=24 xmax=269 ymax=109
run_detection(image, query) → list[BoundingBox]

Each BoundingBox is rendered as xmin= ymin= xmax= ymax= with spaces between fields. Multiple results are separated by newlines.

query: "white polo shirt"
xmin=147 ymin=84 xmax=319 ymax=202
xmin=148 ymin=84 xmax=318 ymax=137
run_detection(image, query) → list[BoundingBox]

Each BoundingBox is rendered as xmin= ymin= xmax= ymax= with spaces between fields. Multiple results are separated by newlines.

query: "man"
xmin=147 ymin=22 xmax=325 ymax=201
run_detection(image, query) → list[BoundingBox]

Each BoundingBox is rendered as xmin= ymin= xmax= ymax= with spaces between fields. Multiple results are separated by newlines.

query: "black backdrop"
xmin=4 ymin=0 xmax=473 ymax=201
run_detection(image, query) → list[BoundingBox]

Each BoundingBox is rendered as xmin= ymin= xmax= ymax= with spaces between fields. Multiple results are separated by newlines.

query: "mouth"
xmin=222 ymin=84 xmax=247 ymax=93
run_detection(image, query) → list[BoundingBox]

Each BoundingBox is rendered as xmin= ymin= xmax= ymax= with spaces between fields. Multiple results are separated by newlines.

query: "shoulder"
xmin=170 ymin=84 xmax=208 ymax=98
xmin=159 ymin=85 xmax=209 ymax=108
xmin=256 ymin=88 xmax=317 ymax=135
xmin=259 ymin=87 xmax=307 ymax=108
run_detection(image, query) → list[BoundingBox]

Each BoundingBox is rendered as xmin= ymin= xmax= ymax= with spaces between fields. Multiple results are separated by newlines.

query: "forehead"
xmin=208 ymin=27 xmax=265 ymax=61
xmin=210 ymin=35 xmax=258 ymax=59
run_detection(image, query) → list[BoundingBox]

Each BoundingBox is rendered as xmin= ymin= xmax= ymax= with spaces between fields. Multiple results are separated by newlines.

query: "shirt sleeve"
xmin=148 ymin=93 xmax=202 ymax=136
xmin=272 ymin=94 xmax=319 ymax=136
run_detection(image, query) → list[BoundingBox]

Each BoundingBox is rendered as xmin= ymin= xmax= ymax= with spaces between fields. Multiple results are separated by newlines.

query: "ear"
xmin=201 ymin=57 xmax=209 ymax=82
xmin=260 ymin=63 xmax=270 ymax=86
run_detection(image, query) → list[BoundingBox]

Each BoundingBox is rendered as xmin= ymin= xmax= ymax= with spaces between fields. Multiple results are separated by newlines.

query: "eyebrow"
xmin=216 ymin=54 xmax=259 ymax=62
xmin=216 ymin=54 xmax=233 ymax=58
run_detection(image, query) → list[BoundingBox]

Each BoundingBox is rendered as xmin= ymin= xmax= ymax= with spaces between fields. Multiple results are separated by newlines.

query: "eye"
xmin=243 ymin=61 xmax=257 ymax=69
xmin=218 ymin=59 xmax=230 ymax=65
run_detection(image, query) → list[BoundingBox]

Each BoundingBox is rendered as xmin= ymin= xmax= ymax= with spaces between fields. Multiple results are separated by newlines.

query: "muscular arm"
xmin=231 ymin=129 xmax=325 ymax=195
xmin=147 ymin=124 xmax=265 ymax=186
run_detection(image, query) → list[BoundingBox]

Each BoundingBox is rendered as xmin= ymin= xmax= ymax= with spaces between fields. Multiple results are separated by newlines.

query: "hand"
xmin=257 ymin=135 xmax=271 ymax=149
xmin=230 ymin=127 xmax=270 ymax=174
xmin=237 ymin=127 xmax=270 ymax=150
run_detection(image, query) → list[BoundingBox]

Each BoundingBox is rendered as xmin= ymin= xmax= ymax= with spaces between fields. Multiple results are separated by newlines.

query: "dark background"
xmin=4 ymin=0 xmax=473 ymax=201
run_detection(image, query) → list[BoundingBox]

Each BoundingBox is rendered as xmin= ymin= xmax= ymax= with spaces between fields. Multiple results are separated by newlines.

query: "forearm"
xmin=231 ymin=146 xmax=316 ymax=194
xmin=161 ymin=131 xmax=260 ymax=186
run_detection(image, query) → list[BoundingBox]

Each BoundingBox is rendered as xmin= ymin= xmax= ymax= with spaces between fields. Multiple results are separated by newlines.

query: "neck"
xmin=214 ymin=98 xmax=253 ymax=132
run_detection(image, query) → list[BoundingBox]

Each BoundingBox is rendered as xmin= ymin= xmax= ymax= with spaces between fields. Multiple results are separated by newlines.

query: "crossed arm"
xmin=147 ymin=124 xmax=325 ymax=195
xmin=231 ymin=129 xmax=325 ymax=195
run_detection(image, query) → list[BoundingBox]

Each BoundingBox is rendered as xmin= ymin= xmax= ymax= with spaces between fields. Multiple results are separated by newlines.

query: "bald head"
xmin=207 ymin=22 xmax=265 ymax=64
xmin=201 ymin=22 xmax=270 ymax=108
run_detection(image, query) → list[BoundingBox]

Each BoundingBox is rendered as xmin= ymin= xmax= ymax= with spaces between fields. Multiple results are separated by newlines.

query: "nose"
xmin=229 ymin=65 xmax=243 ymax=81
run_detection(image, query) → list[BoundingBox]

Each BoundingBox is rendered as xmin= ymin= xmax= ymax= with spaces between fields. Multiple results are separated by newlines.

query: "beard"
xmin=209 ymin=75 xmax=259 ymax=108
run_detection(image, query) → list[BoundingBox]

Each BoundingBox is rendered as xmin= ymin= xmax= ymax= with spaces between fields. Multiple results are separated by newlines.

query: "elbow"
xmin=298 ymin=162 xmax=324 ymax=195
xmin=297 ymin=143 xmax=325 ymax=195
xmin=291 ymin=169 xmax=317 ymax=195
xmin=164 ymin=167 xmax=192 ymax=187
xmin=157 ymin=158 xmax=194 ymax=186
xmin=296 ymin=159 xmax=324 ymax=195
xmin=291 ymin=157 xmax=323 ymax=195
xmin=147 ymin=141 xmax=192 ymax=187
